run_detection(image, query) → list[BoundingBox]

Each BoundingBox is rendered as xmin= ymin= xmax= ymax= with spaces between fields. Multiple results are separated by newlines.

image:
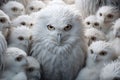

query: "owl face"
xmin=88 ymin=41 xmax=116 ymax=63
xmin=96 ymin=6 xmax=119 ymax=24
xmin=5 ymin=47 xmax=28 ymax=68
xmin=84 ymin=15 xmax=102 ymax=30
xmin=84 ymin=28 xmax=106 ymax=46
xmin=9 ymin=26 xmax=32 ymax=47
xmin=26 ymin=1 xmax=45 ymax=14
xmin=12 ymin=15 xmax=35 ymax=28
xmin=35 ymin=5 xmax=82 ymax=46
xmin=26 ymin=57 xmax=40 ymax=80
xmin=0 ymin=10 xmax=11 ymax=30
xmin=100 ymin=61 xmax=120 ymax=80
xmin=2 ymin=1 xmax=25 ymax=19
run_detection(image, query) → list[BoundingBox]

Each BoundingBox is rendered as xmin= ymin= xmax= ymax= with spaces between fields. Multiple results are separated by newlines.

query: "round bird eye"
xmin=27 ymin=67 xmax=34 ymax=72
xmin=94 ymin=22 xmax=99 ymax=26
xmin=90 ymin=49 xmax=94 ymax=54
xmin=21 ymin=22 xmax=26 ymax=25
xmin=15 ymin=55 xmax=23 ymax=62
xmin=86 ymin=22 xmax=90 ymax=25
xmin=18 ymin=36 xmax=24 ymax=41
xmin=30 ymin=7 xmax=34 ymax=10
xmin=64 ymin=24 xmax=72 ymax=31
xmin=30 ymin=23 xmax=33 ymax=26
xmin=107 ymin=14 xmax=113 ymax=18
xmin=0 ymin=18 xmax=6 ymax=23
xmin=91 ymin=36 xmax=96 ymax=41
xmin=47 ymin=25 xmax=55 ymax=31
xmin=11 ymin=7 xmax=18 ymax=12
xmin=99 ymin=13 xmax=102 ymax=16
xmin=99 ymin=51 xmax=107 ymax=56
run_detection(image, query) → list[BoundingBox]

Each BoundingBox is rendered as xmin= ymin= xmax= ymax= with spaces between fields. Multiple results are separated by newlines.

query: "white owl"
xmin=76 ymin=41 xmax=117 ymax=80
xmin=26 ymin=56 xmax=41 ymax=80
xmin=11 ymin=15 xmax=35 ymax=28
xmin=8 ymin=26 xmax=32 ymax=54
xmin=96 ymin=6 xmax=119 ymax=34
xmin=84 ymin=15 xmax=103 ymax=30
xmin=26 ymin=0 xmax=46 ymax=14
xmin=0 ymin=32 xmax=7 ymax=73
xmin=31 ymin=5 xmax=87 ymax=80
xmin=84 ymin=28 xmax=106 ymax=46
xmin=100 ymin=61 xmax=120 ymax=80
xmin=0 ymin=10 xmax=11 ymax=38
xmin=0 ymin=47 xmax=28 ymax=80
xmin=2 ymin=1 xmax=25 ymax=20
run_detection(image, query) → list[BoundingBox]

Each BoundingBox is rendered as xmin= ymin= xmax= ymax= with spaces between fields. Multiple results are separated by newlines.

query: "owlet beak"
xmin=57 ymin=33 xmax=62 ymax=45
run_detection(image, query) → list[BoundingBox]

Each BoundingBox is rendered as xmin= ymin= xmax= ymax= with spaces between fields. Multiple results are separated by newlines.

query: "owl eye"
xmin=26 ymin=67 xmax=34 ymax=72
xmin=99 ymin=51 xmax=107 ymax=56
xmin=0 ymin=18 xmax=6 ymax=23
xmin=47 ymin=25 xmax=55 ymax=31
xmin=90 ymin=49 xmax=94 ymax=54
xmin=30 ymin=7 xmax=34 ymax=10
xmin=18 ymin=36 xmax=24 ymax=41
xmin=99 ymin=13 xmax=102 ymax=16
xmin=86 ymin=22 xmax=90 ymax=25
xmin=107 ymin=14 xmax=113 ymax=19
xmin=94 ymin=22 xmax=99 ymax=26
xmin=21 ymin=22 xmax=26 ymax=25
xmin=64 ymin=24 xmax=72 ymax=31
xmin=91 ymin=36 xmax=96 ymax=41
xmin=15 ymin=55 xmax=23 ymax=62
xmin=11 ymin=7 xmax=18 ymax=12
xmin=30 ymin=23 xmax=33 ymax=26
xmin=113 ymin=77 xmax=120 ymax=80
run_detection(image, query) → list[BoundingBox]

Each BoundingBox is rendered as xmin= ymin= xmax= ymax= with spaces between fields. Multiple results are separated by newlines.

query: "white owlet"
xmin=31 ymin=5 xmax=87 ymax=80
xmin=0 ymin=9 xmax=11 ymax=38
xmin=2 ymin=1 xmax=25 ymax=20
xmin=0 ymin=32 xmax=7 ymax=73
xmin=11 ymin=15 xmax=35 ymax=28
xmin=8 ymin=26 xmax=32 ymax=54
xmin=84 ymin=27 xmax=106 ymax=46
xmin=26 ymin=56 xmax=41 ymax=80
xmin=0 ymin=47 xmax=28 ymax=80
xmin=100 ymin=61 xmax=120 ymax=80
xmin=26 ymin=0 xmax=46 ymax=14
xmin=96 ymin=6 xmax=119 ymax=34
xmin=84 ymin=15 xmax=103 ymax=30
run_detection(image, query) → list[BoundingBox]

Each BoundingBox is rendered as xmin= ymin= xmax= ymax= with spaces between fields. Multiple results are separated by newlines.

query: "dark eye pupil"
xmin=16 ymin=56 xmax=22 ymax=61
xmin=91 ymin=37 xmax=96 ymax=41
xmin=94 ymin=23 xmax=99 ymax=26
xmin=0 ymin=18 xmax=6 ymax=23
xmin=100 ymin=51 xmax=107 ymax=56
xmin=12 ymin=7 xmax=17 ymax=11
xmin=100 ymin=13 xmax=102 ymax=16
xmin=21 ymin=22 xmax=26 ymax=25
xmin=108 ymin=14 xmax=113 ymax=18
xmin=18 ymin=36 xmax=24 ymax=40
xmin=90 ymin=49 xmax=94 ymax=54
xmin=87 ymin=22 xmax=90 ymax=25
xmin=30 ymin=7 xmax=34 ymax=10
xmin=27 ymin=67 xmax=34 ymax=72
xmin=64 ymin=24 xmax=72 ymax=31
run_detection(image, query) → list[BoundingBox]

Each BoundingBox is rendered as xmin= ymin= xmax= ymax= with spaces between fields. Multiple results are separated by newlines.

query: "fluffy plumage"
xmin=2 ymin=1 xmax=25 ymax=20
xmin=100 ymin=61 xmax=120 ymax=80
xmin=8 ymin=26 xmax=32 ymax=53
xmin=0 ymin=47 xmax=28 ymax=80
xmin=84 ymin=28 xmax=106 ymax=46
xmin=96 ymin=6 xmax=119 ymax=34
xmin=26 ymin=1 xmax=46 ymax=14
xmin=26 ymin=56 xmax=41 ymax=80
xmin=11 ymin=15 xmax=35 ymax=28
xmin=31 ymin=5 xmax=87 ymax=80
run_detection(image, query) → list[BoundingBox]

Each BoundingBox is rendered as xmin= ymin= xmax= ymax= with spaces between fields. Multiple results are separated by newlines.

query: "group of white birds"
xmin=0 ymin=0 xmax=119 ymax=80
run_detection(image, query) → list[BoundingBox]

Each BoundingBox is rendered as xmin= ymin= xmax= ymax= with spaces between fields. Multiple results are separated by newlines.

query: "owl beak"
xmin=57 ymin=33 xmax=62 ymax=45
xmin=92 ymin=54 xmax=97 ymax=62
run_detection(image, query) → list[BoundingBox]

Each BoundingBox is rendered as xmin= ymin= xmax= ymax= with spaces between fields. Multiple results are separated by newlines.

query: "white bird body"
xmin=31 ymin=5 xmax=87 ymax=80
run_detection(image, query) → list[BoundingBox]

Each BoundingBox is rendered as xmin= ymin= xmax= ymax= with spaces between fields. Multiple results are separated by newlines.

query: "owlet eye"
xmin=99 ymin=51 xmax=107 ymax=56
xmin=30 ymin=7 xmax=34 ymax=11
xmin=99 ymin=13 xmax=102 ymax=16
xmin=15 ymin=55 xmax=23 ymax=62
xmin=86 ymin=22 xmax=90 ymax=25
xmin=26 ymin=67 xmax=34 ymax=72
xmin=107 ymin=14 xmax=113 ymax=19
xmin=11 ymin=7 xmax=18 ymax=12
xmin=64 ymin=24 xmax=72 ymax=31
xmin=91 ymin=36 xmax=96 ymax=41
xmin=21 ymin=22 xmax=26 ymax=25
xmin=0 ymin=18 xmax=6 ymax=23
xmin=94 ymin=22 xmax=99 ymax=26
xmin=90 ymin=49 xmax=94 ymax=54
xmin=18 ymin=36 xmax=24 ymax=41
xmin=47 ymin=25 xmax=55 ymax=31
xmin=30 ymin=23 xmax=33 ymax=26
